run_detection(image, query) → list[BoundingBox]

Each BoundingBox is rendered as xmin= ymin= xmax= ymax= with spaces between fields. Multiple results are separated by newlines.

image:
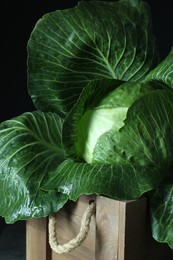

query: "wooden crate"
xmin=26 ymin=195 xmax=173 ymax=260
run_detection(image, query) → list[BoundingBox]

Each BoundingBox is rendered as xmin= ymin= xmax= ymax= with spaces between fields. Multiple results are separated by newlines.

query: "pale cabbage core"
xmin=77 ymin=106 xmax=128 ymax=163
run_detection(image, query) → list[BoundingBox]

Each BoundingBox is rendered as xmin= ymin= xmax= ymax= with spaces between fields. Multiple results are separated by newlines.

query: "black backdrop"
xmin=1 ymin=0 xmax=173 ymax=122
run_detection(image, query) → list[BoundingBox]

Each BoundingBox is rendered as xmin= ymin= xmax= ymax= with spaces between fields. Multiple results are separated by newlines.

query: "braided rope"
xmin=48 ymin=200 xmax=96 ymax=254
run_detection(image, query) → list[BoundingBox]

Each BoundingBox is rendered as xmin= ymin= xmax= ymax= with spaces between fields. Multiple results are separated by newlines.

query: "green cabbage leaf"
xmin=27 ymin=0 xmax=158 ymax=117
xmin=0 ymin=112 xmax=68 ymax=222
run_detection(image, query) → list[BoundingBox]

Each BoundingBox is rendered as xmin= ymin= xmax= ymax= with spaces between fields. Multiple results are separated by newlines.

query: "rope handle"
xmin=48 ymin=199 xmax=96 ymax=254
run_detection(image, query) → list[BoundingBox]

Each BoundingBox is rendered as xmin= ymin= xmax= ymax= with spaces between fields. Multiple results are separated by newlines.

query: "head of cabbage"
xmin=77 ymin=81 xmax=156 ymax=164
xmin=63 ymin=76 xmax=173 ymax=175
xmin=0 ymin=0 xmax=173 ymax=251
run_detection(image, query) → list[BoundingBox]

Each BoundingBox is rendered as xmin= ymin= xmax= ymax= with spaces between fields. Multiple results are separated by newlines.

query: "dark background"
xmin=0 ymin=1 xmax=172 ymax=258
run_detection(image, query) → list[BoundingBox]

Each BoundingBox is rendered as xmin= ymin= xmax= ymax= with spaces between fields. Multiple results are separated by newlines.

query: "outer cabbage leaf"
xmin=42 ymin=158 xmax=163 ymax=201
xmin=0 ymin=111 xmax=68 ymax=223
xmin=145 ymin=47 xmax=173 ymax=89
xmin=27 ymin=0 xmax=158 ymax=117
xmin=145 ymin=47 xmax=173 ymax=249
xmin=149 ymin=182 xmax=173 ymax=249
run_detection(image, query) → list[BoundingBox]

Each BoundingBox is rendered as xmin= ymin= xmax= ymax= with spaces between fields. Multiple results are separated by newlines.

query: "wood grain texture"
xmin=52 ymin=195 xmax=96 ymax=260
xmin=26 ymin=218 xmax=51 ymax=260
xmin=96 ymin=196 xmax=120 ymax=260
xmin=26 ymin=195 xmax=173 ymax=260
xmin=123 ymin=197 xmax=147 ymax=260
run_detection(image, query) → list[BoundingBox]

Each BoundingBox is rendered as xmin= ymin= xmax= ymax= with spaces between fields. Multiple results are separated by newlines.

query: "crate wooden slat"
xmin=26 ymin=217 xmax=51 ymax=260
xmin=26 ymin=195 xmax=173 ymax=260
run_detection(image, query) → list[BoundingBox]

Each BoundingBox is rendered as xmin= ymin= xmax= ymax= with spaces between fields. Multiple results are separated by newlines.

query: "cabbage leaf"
xmin=27 ymin=0 xmax=158 ymax=117
xmin=0 ymin=112 xmax=68 ymax=222
xmin=149 ymin=183 xmax=173 ymax=249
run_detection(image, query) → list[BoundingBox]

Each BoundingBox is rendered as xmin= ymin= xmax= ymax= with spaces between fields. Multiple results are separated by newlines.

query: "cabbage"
xmin=0 ymin=0 xmax=173 ymax=250
xmin=77 ymin=81 xmax=154 ymax=163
